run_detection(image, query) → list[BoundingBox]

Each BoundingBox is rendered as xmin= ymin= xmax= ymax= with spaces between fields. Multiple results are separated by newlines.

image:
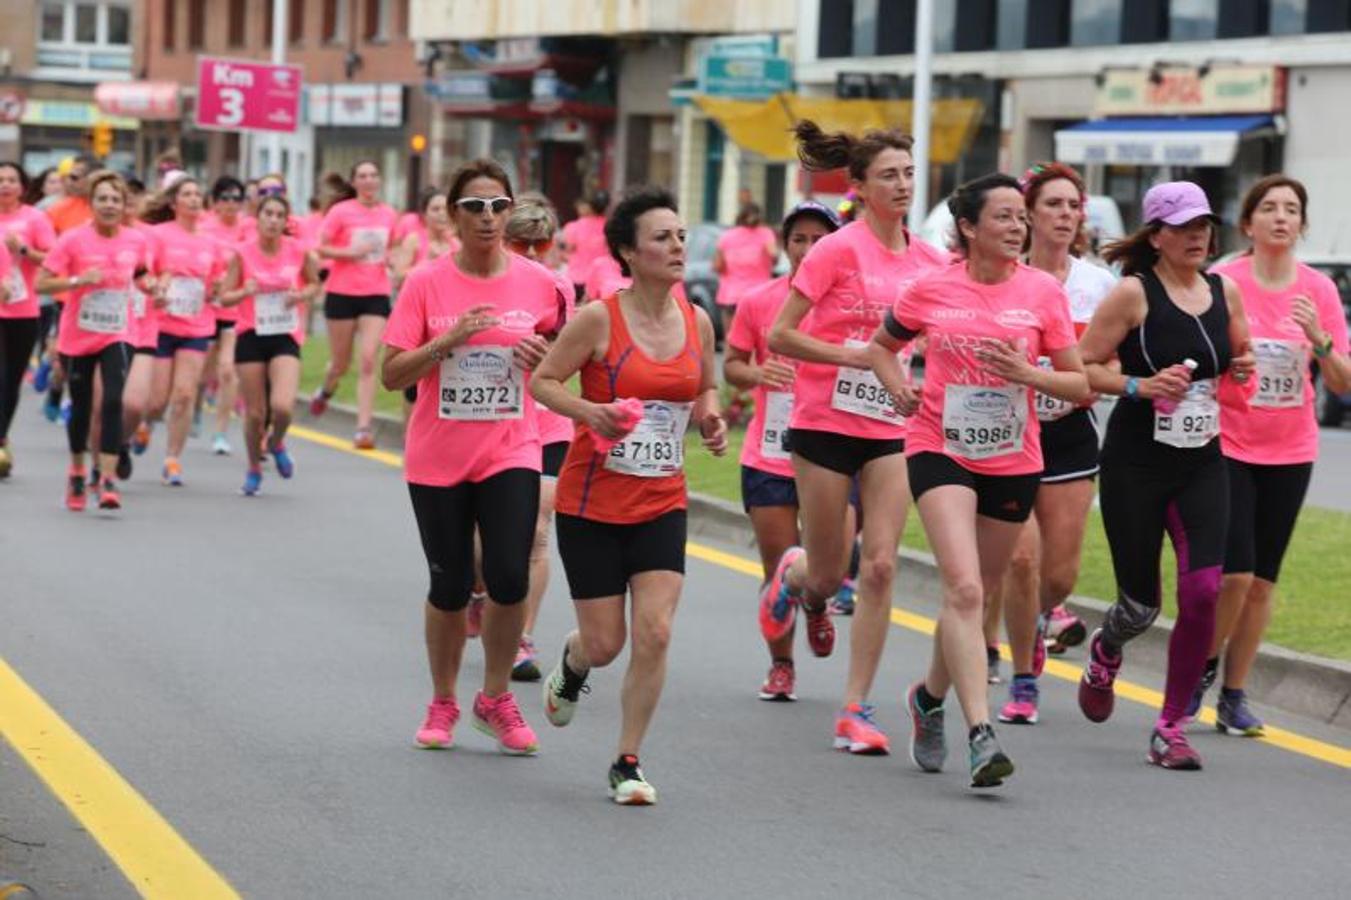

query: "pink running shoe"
xmin=1078 ymin=629 xmax=1122 ymax=723
xmin=758 ymin=546 xmax=803 ymax=643
xmin=465 ymin=593 xmax=486 ymax=639
xmin=757 ymin=660 xmax=796 ymax=702
xmin=804 ymin=605 xmax=835 ymax=658
xmin=308 ymin=387 xmax=330 ymax=418
xmin=997 ymin=678 xmax=1040 ymax=725
xmin=1148 ymin=720 xmax=1203 ymax=770
xmin=415 ymin=697 xmax=460 ymax=748
xmin=1032 ymin=616 xmax=1048 ymax=678
xmin=472 ymin=691 xmax=539 ymax=755
xmin=833 ymin=703 xmax=890 ymax=755
xmin=1046 ymin=604 xmax=1088 ymax=653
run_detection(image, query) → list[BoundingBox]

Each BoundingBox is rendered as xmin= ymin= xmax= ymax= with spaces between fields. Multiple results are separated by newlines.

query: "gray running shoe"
xmin=906 ymin=682 xmax=947 ymax=773
xmin=969 ymin=723 xmax=1015 ymax=788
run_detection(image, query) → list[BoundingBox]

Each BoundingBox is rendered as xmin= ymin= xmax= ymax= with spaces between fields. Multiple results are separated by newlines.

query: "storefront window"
xmin=932 ymin=0 xmax=958 ymax=52
xmin=75 ymin=3 xmax=98 ymax=43
xmin=107 ymin=4 xmax=128 ymax=44
xmin=1171 ymin=0 xmax=1219 ymax=40
xmin=1271 ymin=0 xmax=1308 ymax=33
xmin=1071 ymin=0 xmax=1122 ymax=45
xmin=997 ymin=0 xmax=1028 ymax=49
xmin=852 ymin=0 xmax=877 ymax=57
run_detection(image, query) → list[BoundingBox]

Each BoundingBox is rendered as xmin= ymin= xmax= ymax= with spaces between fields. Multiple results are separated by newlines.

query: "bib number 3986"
xmin=605 ymin=401 xmax=693 ymax=478
xmin=438 ymin=345 xmax=523 ymax=421
xmin=942 ymin=384 xmax=1028 ymax=460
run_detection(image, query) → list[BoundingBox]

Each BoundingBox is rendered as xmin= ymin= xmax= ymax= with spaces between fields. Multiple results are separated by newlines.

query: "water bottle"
xmin=1153 ymin=358 xmax=1198 ymax=415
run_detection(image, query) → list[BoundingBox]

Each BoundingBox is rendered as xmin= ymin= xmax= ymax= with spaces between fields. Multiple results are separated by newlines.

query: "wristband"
xmin=1123 ymin=376 xmax=1141 ymax=399
xmin=1313 ymin=337 xmax=1333 ymax=358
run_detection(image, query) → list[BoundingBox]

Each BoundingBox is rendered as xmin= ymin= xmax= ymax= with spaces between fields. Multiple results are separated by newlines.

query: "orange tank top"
xmin=555 ymin=292 xmax=703 ymax=524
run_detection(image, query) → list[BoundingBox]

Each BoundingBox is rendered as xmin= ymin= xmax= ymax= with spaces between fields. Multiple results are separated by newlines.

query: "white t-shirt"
xmin=1063 ymin=256 xmax=1117 ymax=325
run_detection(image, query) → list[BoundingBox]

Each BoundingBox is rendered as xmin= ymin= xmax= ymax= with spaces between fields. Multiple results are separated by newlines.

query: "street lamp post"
xmin=910 ymin=0 xmax=933 ymax=232
xmin=269 ymin=0 xmax=288 ymax=175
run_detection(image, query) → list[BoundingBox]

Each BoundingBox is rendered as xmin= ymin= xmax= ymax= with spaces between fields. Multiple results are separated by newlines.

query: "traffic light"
xmin=91 ymin=122 xmax=113 ymax=159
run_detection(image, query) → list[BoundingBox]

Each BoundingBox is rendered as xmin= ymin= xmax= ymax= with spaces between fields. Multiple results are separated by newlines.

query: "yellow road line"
xmin=0 ymin=658 xmax=239 ymax=899
xmin=289 ymin=428 xmax=1351 ymax=770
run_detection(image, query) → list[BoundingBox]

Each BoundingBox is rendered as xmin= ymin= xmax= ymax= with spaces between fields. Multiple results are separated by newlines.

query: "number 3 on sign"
xmin=218 ymin=88 xmax=245 ymax=126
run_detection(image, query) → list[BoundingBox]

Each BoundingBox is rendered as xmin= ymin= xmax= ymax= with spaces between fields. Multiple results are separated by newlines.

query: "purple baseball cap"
xmin=1142 ymin=181 xmax=1219 ymax=226
xmin=782 ymin=199 xmax=841 ymax=241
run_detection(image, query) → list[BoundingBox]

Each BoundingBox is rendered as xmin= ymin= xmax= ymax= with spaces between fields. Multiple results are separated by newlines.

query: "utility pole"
xmin=910 ymin=0 xmax=933 ymax=231
xmin=268 ymin=0 xmax=287 ymax=175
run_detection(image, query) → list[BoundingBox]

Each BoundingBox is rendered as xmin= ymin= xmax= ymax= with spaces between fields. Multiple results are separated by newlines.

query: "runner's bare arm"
xmin=1079 ymin=277 xmax=1185 ymax=399
xmin=529 ymin=301 xmax=628 ymax=438
xmin=767 ymin=288 xmax=868 ymax=369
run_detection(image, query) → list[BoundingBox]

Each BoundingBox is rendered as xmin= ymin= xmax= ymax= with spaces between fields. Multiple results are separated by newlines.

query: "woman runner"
xmin=36 ymin=170 xmax=150 ymax=510
xmin=311 ymin=161 xmax=398 ymax=449
xmin=0 ymin=161 xmax=56 ymax=478
xmin=533 ymin=186 xmax=727 ymax=805
xmin=993 ymin=163 xmax=1116 ymax=725
xmin=760 ymin=121 xmax=948 ymax=756
xmin=1188 ymin=175 xmax=1350 ymax=735
xmin=724 ymin=200 xmax=839 ymax=700
xmin=1076 ymin=181 xmax=1255 ymax=770
xmin=221 ymin=193 xmax=320 ymax=495
xmin=382 ymin=159 xmax=560 ymax=757
xmin=869 ymin=173 xmax=1088 ymax=787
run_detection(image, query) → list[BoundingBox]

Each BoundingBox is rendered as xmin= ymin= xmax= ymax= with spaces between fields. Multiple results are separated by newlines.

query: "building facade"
xmin=795 ymin=0 xmax=1351 ymax=252
xmin=0 ymin=0 xmax=140 ymax=173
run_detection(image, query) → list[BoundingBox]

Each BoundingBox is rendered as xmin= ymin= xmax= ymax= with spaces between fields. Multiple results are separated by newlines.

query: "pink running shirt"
xmin=44 ymin=223 xmax=149 ymax=356
xmin=201 ymin=214 xmax=252 ymax=323
xmin=149 ymin=221 xmax=227 ymax=339
xmin=715 ymin=224 xmax=776 ymax=308
xmin=788 ymin=220 xmax=949 ymax=440
xmin=1213 ymin=256 xmax=1349 ymax=465
xmin=234 ymin=237 xmax=310 ymax=345
xmin=384 ymin=253 xmax=564 ymax=486
xmin=562 ymin=214 xmax=607 ymax=286
xmin=319 ymin=199 xmax=398 ymax=296
xmin=893 ymin=262 xmax=1078 ymax=476
xmin=0 ymin=204 xmax=57 ymax=320
xmin=127 ymin=220 xmax=159 ymax=350
xmin=727 ymin=274 xmax=796 ymax=479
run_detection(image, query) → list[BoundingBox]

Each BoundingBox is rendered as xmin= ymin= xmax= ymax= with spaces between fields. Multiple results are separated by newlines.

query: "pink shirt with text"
xmin=148 ymin=221 xmax=227 ymax=338
xmin=235 ymin=237 xmax=310 ymax=345
xmin=320 ymin=199 xmax=398 ymax=296
xmin=715 ymin=224 xmax=776 ymax=308
xmin=44 ymin=223 xmax=148 ymax=356
xmin=384 ymin=253 xmax=563 ymax=486
xmin=892 ymin=262 xmax=1077 ymax=475
xmin=789 ymin=220 xmax=949 ymax=439
xmin=1213 ymin=256 xmax=1349 ymax=465
xmin=727 ymin=274 xmax=795 ymax=479
xmin=0 ymin=204 xmax=57 ymax=320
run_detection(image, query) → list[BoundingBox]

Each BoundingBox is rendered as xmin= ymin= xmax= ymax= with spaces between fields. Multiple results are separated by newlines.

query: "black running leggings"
xmin=0 ymin=317 xmax=39 ymax=442
xmin=408 ymin=468 xmax=541 ymax=611
xmin=1222 ymin=457 xmax=1313 ymax=582
xmin=62 ymin=343 xmax=130 ymax=455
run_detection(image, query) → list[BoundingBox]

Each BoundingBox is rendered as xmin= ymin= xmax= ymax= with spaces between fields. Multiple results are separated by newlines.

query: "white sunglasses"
xmin=455 ymin=196 xmax=512 ymax=215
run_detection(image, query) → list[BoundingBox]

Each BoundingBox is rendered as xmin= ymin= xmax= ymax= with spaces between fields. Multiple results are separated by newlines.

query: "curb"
xmin=300 ymin=397 xmax=1351 ymax=731
xmin=687 ymin=491 xmax=1351 ymax=732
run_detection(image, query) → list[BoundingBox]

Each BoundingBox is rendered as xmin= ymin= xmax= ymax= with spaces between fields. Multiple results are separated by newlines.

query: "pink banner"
xmin=195 ymin=57 xmax=302 ymax=134
xmin=96 ymin=82 xmax=180 ymax=120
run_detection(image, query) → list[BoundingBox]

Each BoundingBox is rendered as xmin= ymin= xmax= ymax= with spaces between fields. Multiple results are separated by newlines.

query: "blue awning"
xmin=1055 ymin=115 xmax=1276 ymax=166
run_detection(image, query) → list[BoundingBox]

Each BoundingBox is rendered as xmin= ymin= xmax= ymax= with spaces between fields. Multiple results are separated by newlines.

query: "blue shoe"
xmin=271 ymin=444 xmax=295 ymax=479
xmin=828 ymin=578 xmax=856 ymax=616
xmin=241 ymin=468 xmax=262 ymax=496
xmin=34 ymin=359 xmax=52 ymax=392
xmin=1215 ymin=689 xmax=1264 ymax=737
xmin=42 ymin=397 xmax=60 ymax=422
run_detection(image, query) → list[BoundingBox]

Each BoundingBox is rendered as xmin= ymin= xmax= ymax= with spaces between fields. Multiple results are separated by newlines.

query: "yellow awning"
xmin=693 ymin=94 xmax=985 ymax=165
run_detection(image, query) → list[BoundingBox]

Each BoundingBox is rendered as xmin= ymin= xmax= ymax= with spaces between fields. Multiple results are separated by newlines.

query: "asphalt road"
xmin=1 ymin=407 xmax=1348 ymax=899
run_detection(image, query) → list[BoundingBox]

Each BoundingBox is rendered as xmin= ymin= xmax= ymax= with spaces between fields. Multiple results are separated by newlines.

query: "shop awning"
xmin=693 ymin=94 xmax=985 ymax=165
xmin=95 ymin=81 xmax=180 ymax=120
xmin=1054 ymin=115 xmax=1275 ymax=167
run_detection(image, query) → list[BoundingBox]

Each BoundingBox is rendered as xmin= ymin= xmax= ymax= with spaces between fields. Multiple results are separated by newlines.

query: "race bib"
xmin=1252 ymin=338 xmax=1306 ymax=409
xmin=438 ymin=345 xmax=522 ymax=420
xmin=942 ymin=384 xmax=1028 ymax=460
xmin=761 ymin=390 xmax=793 ymax=461
xmin=605 ymin=400 xmax=693 ymax=478
xmin=830 ymin=339 xmax=906 ymax=424
xmin=165 ymin=276 xmax=206 ymax=317
xmin=254 ymin=291 xmax=299 ymax=337
xmin=5 ymin=268 xmax=26 ymax=304
xmin=1153 ymin=378 xmax=1220 ymax=449
xmin=78 ymin=289 xmax=128 ymax=334
xmin=352 ymin=227 xmax=389 ymax=265
xmin=1033 ymin=356 xmax=1075 ymax=422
